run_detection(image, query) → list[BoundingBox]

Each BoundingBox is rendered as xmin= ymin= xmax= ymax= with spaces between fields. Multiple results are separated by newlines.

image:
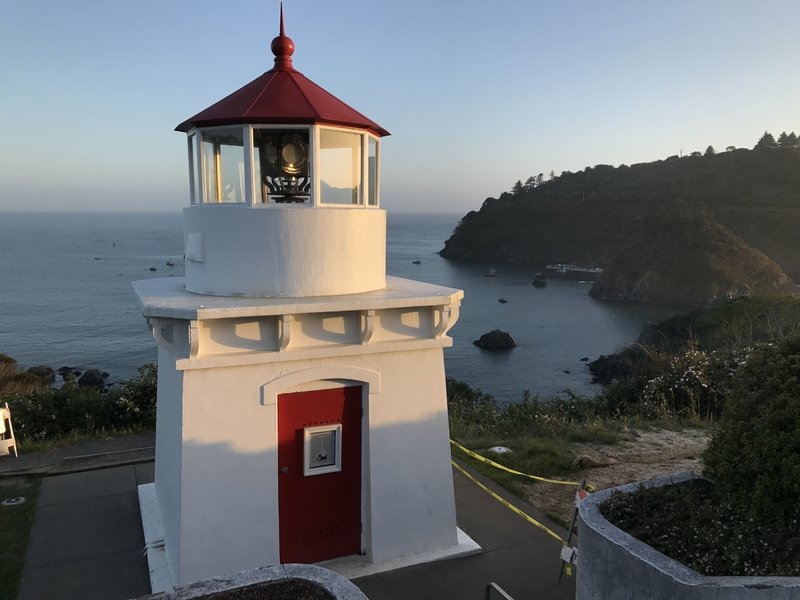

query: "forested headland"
xmin=441 ymin=132 xmax=800 ymax=306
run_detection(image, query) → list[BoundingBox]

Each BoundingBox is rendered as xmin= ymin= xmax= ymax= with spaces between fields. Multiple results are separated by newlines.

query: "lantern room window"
xmin=319 ymin=128 xmax=363 ymax=205
xmin=367 ymin=136 xmax=379 ymax=206
xmin=253 ymin=128 xmax=311 ymax=204
xmin=202 ymin=127 xmax=246 ymax=203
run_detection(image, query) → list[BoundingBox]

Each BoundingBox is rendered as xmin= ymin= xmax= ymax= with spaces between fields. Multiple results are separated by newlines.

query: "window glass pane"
xmin=320 ymin=129 xmax=362 ymax=205
xmin=253 ymin=128 xmax=311 ymax=203
xmin=187 ymin=133 xmax=198 ymax=204
xmin=368 ymin=137 xmax=378 ymax=206
xmin=201 ymin=127 xmax=245 ymax=203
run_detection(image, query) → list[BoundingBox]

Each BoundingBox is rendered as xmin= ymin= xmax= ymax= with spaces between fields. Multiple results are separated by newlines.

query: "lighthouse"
xmin=134 ymin=8 xmax=476 ymax=591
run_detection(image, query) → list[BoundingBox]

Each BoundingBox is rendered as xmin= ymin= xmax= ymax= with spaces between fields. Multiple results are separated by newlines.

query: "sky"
xmin=1 ymin=0 xmax=799 ymax=214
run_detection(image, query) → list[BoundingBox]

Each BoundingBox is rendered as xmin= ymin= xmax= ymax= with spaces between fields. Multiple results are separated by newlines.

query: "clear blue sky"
xmin=2 ymin=0 xmax=799 ymax=214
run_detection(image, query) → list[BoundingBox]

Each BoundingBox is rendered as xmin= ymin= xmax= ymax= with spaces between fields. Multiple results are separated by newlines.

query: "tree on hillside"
xmin=548 ymin=170 xmax=555 ymax=181
xmin=536 ymin=173 xmax=544 ymax=186
xmin=524 ymin=176 xmax=537 ymax=191
xmin=512 ymin=180 xmax=524 ymax=195
xmin=726 ymin=146 xmax=736 ymax=152
xmin=755 ymin=131 xmax=777 ymax=150
xmin=705 ymin=145 xmax=716 ymax=156
xmin=779 ymin=131 xmax=799 ymax=148
xmin=690 ymin=151 xmax=702 ymax=157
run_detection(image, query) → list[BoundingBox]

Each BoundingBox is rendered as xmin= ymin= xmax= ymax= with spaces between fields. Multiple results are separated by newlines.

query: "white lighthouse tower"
xmin=134 ymin=8 xmax=476 ymax=591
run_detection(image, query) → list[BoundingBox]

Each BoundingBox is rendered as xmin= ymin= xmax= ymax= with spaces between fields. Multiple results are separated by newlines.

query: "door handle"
xmin=281 ymin=466 xmax=289 ymax=474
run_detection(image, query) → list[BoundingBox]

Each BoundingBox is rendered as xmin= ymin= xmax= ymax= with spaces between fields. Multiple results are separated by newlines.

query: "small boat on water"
xmin=412 ymin=259 xmax=422 ymax=265
xmin=482 ymin=266 xmax=497 ymax=277
xmin=166 ymin=260 xmax=175 ymax=267
xmin=498 ymin=297 xmax=508 ymax=304
xmin=532 ymin=272 xmax=547 ymax=288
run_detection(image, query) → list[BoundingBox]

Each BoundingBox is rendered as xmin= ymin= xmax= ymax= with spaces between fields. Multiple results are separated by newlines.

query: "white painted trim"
xmin=186 ymin=134 xmax=196 ymax=205
xmin=138 ymin=483 xmax=175 ymax=593
xmin=360 ymin=309 xmax=375 ymax=344
xmin=147 ymin=317 xmax=178 ymax=355
xmin=303 ymin=424 xmax=342 ymax=476
xmin=178 ymin=337 xmax=452 ymax=371
xmin=188 ymin=321 xmax=200 ymax=358
xmin=311 ymin=125 xmax=321 ymax=207
xmin=278 ymin=314 xmax=292 ymax=351
xmin=195 ymin=133 xmax=205 ymax=204
xmin=134 ymin=275 xmax=462 ymax=321
xmin=307 ymin=124 xmax=318 ymax=207
xmin=243 ymin=125 xmax=255 ymax=206
xmin=260 ymin=365 xmax=382 ymax=407
xmin=361 ymin=131 xmax=367 ymax=208
xmin=374 ymin=135 xmax=381 ymax=207
xmin=320 ymin=527 xmax=481 ymax=580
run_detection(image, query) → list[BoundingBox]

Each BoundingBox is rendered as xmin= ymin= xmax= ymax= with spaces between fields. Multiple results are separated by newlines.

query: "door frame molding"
xmin=262 ymin=365 xmax=381 ymax=561
xmin=261 ymin=365 xmax=381 ymax=406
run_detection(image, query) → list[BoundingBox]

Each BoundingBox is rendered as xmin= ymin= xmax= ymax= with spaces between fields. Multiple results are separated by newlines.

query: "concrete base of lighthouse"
xmin=138 ymin=481 xmax=480 ymax=593
xmin=134 ymin=275 xmax=478 ymax=591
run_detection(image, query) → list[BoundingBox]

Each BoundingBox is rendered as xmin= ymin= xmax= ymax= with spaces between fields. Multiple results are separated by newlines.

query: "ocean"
xmin=0 ymin=211 xmax=674 ymax=402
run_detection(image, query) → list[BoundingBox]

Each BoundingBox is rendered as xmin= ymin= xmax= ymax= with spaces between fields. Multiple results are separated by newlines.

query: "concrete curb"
xmin=577 ymin=471 xmax=800 ymax=599
xmin=133 ymin=563 xmax=368 ymax=599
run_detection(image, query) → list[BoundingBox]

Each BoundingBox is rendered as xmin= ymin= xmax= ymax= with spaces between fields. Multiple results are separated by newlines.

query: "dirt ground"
xmin=525 ymin=427 xmax=711 ymax=525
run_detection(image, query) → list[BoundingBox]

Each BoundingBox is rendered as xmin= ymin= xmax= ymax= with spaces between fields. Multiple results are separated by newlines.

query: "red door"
xmin=278 ymin=385 xmax=362 ymax=563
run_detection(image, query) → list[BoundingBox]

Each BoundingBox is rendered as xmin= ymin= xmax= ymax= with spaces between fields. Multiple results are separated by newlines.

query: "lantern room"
xmin=182 ymin=122 xmax=382 ymax=207
xmin=175 ymin=8 xmax=390 ymax=298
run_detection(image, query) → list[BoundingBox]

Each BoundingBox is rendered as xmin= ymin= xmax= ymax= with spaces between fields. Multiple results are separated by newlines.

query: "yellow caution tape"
xmin=451 ymin=459 xmax=567 ymax=545
xmin=450 ymin=439 xmax=596 ymax=492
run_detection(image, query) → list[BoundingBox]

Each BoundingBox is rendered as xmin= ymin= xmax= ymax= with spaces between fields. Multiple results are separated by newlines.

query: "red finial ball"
xmin=270 ymin=3 xmax=295 ymax=70
xmin=271 ymin=34 xmax=295 ymax=59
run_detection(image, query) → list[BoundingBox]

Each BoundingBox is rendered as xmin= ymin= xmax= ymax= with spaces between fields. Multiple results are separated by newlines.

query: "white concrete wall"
xmin=359 ymin=348 xmax=457 ymax=562
xmin=170 ymin=347 xmax=456 ymax=585
xmin=154 ymin=345 xmax=185 ymax=582
xmin=183 ymin=205 xmax=386 ymax=297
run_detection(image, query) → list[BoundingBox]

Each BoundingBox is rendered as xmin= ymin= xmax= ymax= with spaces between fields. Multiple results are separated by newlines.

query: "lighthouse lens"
xmin=280 ymin=136 xmax=307 ymax=175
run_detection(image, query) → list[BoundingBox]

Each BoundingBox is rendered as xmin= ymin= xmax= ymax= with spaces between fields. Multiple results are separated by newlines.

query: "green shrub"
xmin=640 ymin=349 xmax=727 ymax=420
xmin=6 ymin=363 xmax=157 ymax=443
xmin=703 ymin=337 xmax=800 ymax=529
xmin=602 ymin=479 xmax=800 ymax=576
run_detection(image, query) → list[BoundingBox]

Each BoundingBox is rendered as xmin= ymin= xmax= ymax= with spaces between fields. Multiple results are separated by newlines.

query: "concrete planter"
xmin=136 ymin=564 xmax=368 ymax=600
xmin=577 ymin=472 xmax=800 ymax=600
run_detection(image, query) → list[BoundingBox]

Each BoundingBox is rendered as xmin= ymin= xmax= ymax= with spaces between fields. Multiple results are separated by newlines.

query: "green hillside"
xmin=441 ymin=144 xmax=800 ymax=286
xmin=588 ymin=204 xmax=793 ymax=306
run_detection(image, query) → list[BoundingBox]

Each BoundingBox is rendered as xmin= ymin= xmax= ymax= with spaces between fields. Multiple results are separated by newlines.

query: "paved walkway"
xmin=13 ymin=458 xmax=576 ymax=600
xmin=17 ymin=463 xmax=154 ymax=599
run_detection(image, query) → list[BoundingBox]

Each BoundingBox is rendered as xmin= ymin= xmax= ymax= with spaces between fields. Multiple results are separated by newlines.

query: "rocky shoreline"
xmin=28 ymin=365 xmax=113 ymax=389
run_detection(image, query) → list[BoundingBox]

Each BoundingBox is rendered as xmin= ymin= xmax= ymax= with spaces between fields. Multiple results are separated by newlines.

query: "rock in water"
xmin=27 ymin=365 xmax=55 ymax=384
xmin=473 ymin=329 xmax=516 ymax=350
xmin=78 ymin=369 xmax=105 ymax=389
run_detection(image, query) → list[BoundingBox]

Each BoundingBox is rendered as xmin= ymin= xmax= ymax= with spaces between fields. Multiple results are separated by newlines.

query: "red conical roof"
xmin=175 ymin=6 xmax=389 ymax=137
